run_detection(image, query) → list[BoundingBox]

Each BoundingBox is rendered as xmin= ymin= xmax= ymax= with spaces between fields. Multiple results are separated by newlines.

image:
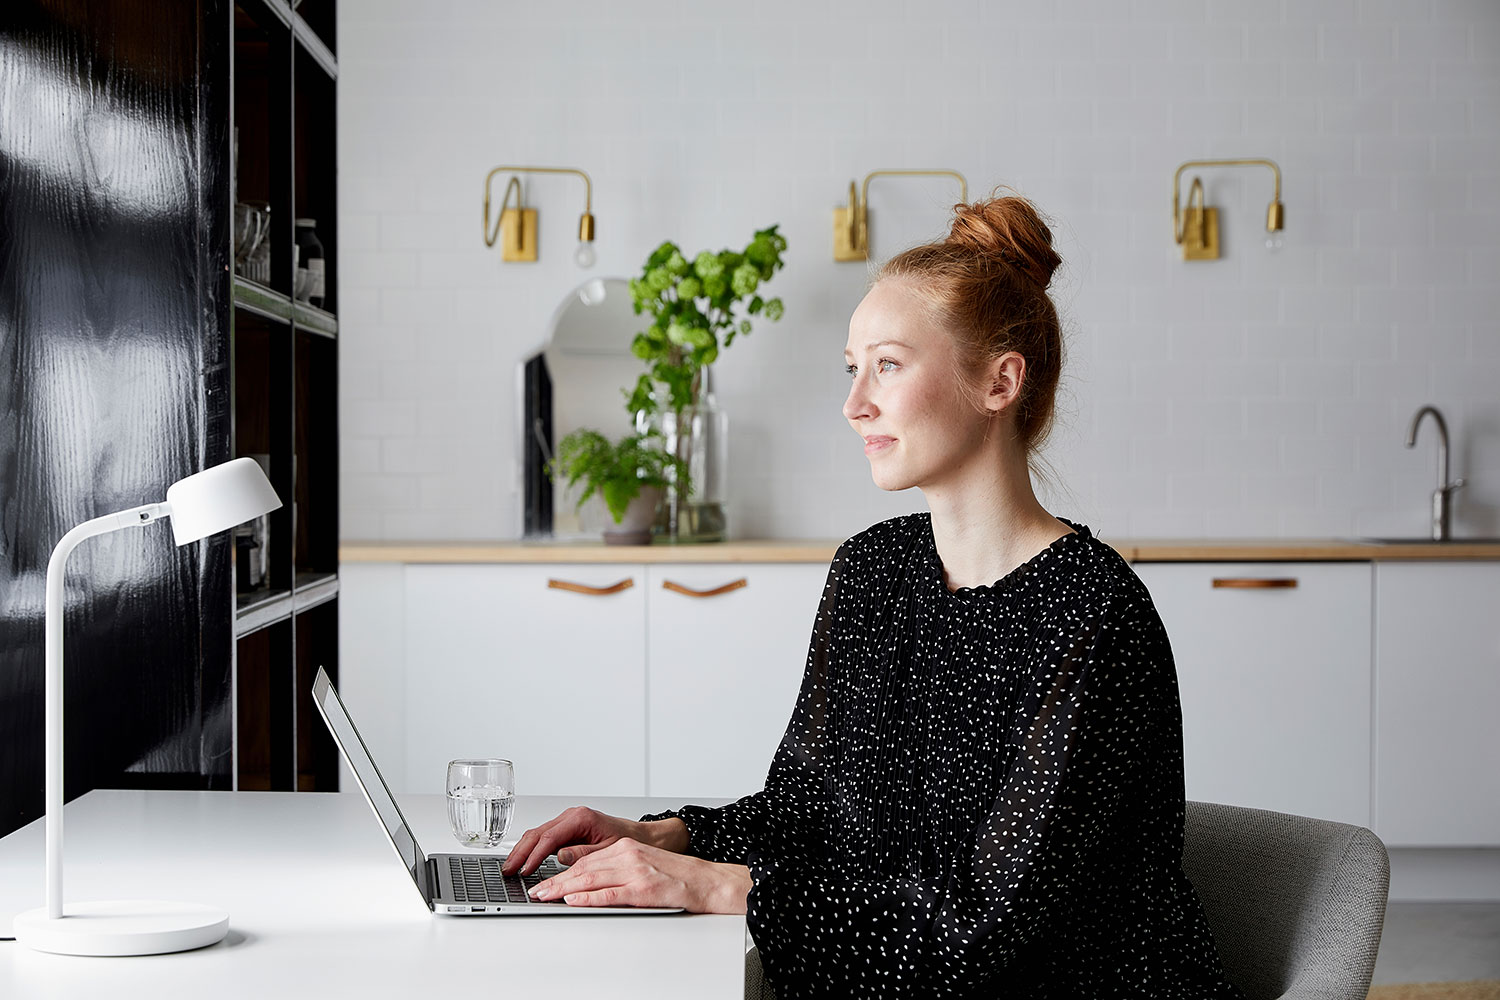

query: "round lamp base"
xmin=14 ymin=900 xmax=229 ymax=956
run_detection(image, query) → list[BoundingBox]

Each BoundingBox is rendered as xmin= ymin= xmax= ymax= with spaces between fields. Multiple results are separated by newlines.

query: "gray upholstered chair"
xmin=745 ymin=800 xmax=1391 ymax=999
xmin=1182 ymin=799 xmax=1391 ymax=1000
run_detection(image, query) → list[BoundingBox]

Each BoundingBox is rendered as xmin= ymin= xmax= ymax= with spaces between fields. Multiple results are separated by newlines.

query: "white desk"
xmin=0 ymin=790 xmax=745 ymax=998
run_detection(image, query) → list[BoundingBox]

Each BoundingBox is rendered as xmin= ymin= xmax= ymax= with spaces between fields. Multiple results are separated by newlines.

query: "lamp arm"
xmin=43 ymin=502 xmax=170 ymax=917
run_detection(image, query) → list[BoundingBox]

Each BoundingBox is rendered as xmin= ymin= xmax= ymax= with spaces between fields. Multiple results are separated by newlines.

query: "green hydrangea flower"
xmin=693 ymin=251 xmax=724 ymax=280
xmin=645 ymin=267 xmax=673 ymax=295
xmin=730 ymin=263 xmax=759 ymax=298
xmin=665 ymin=250 xmax=689 ymax=276
xmin=676 ymin=275 xmax=702 ymax=300
xmin=763 ymin=297 xmax=784 ymax=322
xmin=703 ymin=274 xmax=728 ymax=298
xmin=740 ymin=319 xmax=752 ymax=336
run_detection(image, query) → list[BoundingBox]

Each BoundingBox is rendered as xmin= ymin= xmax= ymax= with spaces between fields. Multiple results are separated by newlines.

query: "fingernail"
xmin=558 ymin=849 xmax=573 ymax=863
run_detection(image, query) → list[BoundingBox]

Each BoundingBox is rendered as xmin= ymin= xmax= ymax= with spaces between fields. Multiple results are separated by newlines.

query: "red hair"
xmin=878 ymin=193 xmax=1064 ymax=461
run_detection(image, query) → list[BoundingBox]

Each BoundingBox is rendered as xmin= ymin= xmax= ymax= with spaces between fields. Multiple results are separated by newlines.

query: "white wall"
xmin=337 ymin=0 xmax=1500 ymax=543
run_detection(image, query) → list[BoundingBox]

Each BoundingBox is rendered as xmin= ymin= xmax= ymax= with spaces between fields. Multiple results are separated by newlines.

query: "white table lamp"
xmin=13 ymin=457 xmax=282 ymax=956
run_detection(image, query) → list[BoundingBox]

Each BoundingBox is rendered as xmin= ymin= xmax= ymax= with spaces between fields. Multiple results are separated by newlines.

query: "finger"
xmin=522 ymin=815 xmax=603 ymax=875
xmin=503 ymin=812 xmax=575 ymax=874
xmin=556 ymin=842 xmax=608 ymax=865
xmin=561 ymin=886 xmax=627 ymax=908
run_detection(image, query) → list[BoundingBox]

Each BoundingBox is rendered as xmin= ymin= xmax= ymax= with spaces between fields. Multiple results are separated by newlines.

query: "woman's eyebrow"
xmin=843 ymin=339 xmax=914 ymax=358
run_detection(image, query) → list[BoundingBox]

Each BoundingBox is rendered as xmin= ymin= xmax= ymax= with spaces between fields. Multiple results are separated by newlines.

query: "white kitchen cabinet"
xmin=646 ymin=564 xmax=829 ymax=799
xmin=1132 ymin=562 xmax=1373 ymax=826
xmin=1374 ymin=562 xmax=1500 ymax=846
xmin=404 ymin=564 xmax=647 ymax=797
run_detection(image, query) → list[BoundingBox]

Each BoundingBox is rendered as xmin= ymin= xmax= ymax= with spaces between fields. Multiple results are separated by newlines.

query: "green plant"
xmin=550 ymin=429 xmax=685 ymax=524
xmin=625 ymin=225 xmax=787 ymax=417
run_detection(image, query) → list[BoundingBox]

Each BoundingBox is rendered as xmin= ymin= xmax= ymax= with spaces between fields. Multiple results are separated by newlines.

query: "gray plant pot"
xmin=602 ymin=486 xmax=663 ymax=545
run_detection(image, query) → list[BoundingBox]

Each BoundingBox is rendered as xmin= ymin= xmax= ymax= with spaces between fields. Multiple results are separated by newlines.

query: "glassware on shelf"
xmin=233 ymin=201 xmax=267 ymax=280
xmin=240 ymin=200 xmax=272 ymax=285
xmin=294 ymin=218 xmax=325 ymax=307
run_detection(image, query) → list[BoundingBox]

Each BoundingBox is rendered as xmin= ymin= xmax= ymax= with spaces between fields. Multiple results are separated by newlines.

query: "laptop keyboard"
xmin=448 ymin=855 xmax=562 ymax=904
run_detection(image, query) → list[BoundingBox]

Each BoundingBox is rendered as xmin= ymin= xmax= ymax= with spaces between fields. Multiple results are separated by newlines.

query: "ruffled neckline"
xmin=921 ymin=515 xmax=1090 ymax=601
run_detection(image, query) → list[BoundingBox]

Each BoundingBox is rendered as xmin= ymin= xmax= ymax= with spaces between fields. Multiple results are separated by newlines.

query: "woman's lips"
xmin=863 ymin=436 xmax=895 ymax=456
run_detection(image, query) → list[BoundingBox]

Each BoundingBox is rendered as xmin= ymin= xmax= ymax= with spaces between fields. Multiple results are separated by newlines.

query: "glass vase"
xmin=639 ymin=378 xmax=728 ymax=543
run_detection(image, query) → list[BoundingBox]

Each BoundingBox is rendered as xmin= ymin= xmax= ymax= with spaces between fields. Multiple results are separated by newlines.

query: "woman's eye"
xmin=844 ymin=363 xmax=858 ymax=377
xmin=876 ymin=358 xmax=898 ymax=373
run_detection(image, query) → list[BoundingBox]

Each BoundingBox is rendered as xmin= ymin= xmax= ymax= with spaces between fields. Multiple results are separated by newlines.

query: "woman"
xmin=504 ymin=195 xmax=1242 ymax=998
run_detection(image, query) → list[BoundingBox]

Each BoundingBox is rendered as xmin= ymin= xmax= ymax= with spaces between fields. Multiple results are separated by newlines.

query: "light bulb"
xmin=574 ymin=241 xmax=596 ymax=268
xmin=1264 ymin=231 xmax=1284 ymax=252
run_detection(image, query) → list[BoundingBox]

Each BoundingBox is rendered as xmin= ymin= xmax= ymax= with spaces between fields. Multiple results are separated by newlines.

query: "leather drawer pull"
xmin=661 ymin=578 xmax=748 ymax=599
xmin=547 ymin=578 xmax=634 ymax=596
xmin=1211 ymin=578 xmax=1299 ymax=589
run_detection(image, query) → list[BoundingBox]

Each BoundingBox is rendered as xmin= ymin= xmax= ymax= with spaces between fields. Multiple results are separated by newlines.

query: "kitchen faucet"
xmin=1405 ymin=405 xmax=1465 ymax=541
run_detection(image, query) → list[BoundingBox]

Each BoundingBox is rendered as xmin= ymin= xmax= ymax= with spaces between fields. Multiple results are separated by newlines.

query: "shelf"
xmin=236 ymin=588 xmax=293 ymax=637
xmin=234 ymin=276 xmax=337 ymax=336
xmin=292 ymin=300 xmax=337 ymax=337
xmin=233 ymin=276 xmax=292 ymax=323
xmin=293 ymin=572 xmax=339 ymax=614
xmin=292 ymin=13 xmax=337 ymax=79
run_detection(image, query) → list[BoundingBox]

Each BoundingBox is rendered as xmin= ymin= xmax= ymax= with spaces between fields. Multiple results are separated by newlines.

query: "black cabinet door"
xmin=0 ymin=0 xmax=233 ymax=838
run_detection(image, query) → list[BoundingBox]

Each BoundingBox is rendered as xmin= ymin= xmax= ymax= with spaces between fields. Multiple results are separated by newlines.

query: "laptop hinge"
xmin=426 ymin=857 xmax=442 ymax=902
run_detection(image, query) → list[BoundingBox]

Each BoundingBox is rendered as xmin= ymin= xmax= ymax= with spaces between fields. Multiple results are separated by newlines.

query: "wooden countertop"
xmin=339 ymin=537 xmax=1500 ymax=564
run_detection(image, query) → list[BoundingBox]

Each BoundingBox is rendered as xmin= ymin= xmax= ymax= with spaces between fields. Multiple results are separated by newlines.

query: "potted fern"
xmin=551 ymin=428 xmax=685 ymax=545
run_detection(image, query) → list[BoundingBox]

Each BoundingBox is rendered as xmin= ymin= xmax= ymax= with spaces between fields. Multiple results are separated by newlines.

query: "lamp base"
xmin=13 ymin=900 xmax=229 ymax=956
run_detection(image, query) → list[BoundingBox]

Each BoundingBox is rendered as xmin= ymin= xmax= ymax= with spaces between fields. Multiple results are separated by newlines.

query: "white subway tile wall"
xmin=337 ymin=0 xmax=1500 ymax=542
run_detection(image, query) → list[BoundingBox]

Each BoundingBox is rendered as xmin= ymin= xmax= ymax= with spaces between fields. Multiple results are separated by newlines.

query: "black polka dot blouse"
xmin=644 ymin=513 xmax=1242 ymax=998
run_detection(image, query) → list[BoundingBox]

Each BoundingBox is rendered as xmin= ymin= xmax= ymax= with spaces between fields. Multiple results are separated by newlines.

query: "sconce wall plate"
xmin=833 ymin=205 xmax=866 ymax=261
xmin=501 ymin=207 xmax=538 ymax=261
xmin=1181 ymin=206 xmax=1219 ymax=260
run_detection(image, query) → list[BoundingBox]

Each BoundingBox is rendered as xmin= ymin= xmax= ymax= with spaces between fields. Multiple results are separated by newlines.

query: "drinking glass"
xmin=446 ymin=758 xmax=514 ymax=848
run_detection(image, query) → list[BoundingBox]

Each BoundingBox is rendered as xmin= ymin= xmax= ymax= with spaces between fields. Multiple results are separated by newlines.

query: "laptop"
xmin=311 ymin=667 xmax=681 ymax=916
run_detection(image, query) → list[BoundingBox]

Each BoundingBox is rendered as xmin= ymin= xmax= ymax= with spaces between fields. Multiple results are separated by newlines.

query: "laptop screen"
xmin=311 ymin=667 xmax=434 ymax=906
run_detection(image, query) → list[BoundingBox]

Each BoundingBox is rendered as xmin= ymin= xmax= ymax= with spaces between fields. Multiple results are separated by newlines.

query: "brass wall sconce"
xmin=1172 ymin=158 xmax=1284 ymax=260
xmin=834 ymin=169 xmax=968 ymax=261
xmin=482 ymin=165 xmax=596 ymax=267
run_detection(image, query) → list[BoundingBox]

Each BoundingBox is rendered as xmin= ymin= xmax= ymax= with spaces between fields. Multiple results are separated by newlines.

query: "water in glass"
xmin=446 ymin=758 xmax=514 ymax=848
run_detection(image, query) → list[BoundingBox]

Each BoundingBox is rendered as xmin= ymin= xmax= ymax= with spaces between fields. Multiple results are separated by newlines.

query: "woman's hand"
xmin=501 ymin=805 xmax=688 ymax=876
xmin=528 ymin=838 xmax=752 ymax=914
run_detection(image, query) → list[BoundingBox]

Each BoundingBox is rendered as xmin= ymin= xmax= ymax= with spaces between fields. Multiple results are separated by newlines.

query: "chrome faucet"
xmin=1405 ymin=405 xmax=1465 ymax=541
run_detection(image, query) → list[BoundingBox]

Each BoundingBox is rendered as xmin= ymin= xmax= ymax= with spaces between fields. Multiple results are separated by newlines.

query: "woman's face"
xmin=842 ymin=279 xmax=997 ymax=494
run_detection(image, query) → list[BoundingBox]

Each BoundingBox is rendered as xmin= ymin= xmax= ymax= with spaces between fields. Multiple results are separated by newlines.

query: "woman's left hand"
xmin=528 ymin=838 xmax=751 ymax=914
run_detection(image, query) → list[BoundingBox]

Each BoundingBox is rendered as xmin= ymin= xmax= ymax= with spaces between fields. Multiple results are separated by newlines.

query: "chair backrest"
xmin=1182 ymin=800 xmax=1390 ymax=1000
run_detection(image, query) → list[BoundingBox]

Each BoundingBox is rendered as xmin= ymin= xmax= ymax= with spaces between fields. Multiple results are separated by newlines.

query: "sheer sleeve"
xmin=740 ymin=595 xmax=1190 ymax=997
xmin=639 ymin=542 xmax=846 ymax=864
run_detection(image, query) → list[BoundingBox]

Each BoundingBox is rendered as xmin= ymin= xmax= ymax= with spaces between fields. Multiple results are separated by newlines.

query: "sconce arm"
xmin=1173 ymin=158 xmax=1281 ymax=245
xmin=860 ymin=169 xmax=969 ymax=215
xmin=483 ymin=166 xmax=594 ymax=247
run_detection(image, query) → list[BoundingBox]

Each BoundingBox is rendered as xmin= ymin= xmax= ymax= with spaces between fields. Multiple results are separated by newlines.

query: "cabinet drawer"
xmin=646 ymin=564 xmax=827 ymax=798
xmin=1374 ymin=562 xmax=1500 ymax=846
xmin=1133 ymin=562 xmax=1372 ymax=826
xmin=404 ymin=564 xmax=647 ymax=797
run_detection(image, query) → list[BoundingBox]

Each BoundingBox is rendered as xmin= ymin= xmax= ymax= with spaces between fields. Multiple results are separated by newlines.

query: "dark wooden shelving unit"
xmin=231 ymin=0 xmax=339 ymax=793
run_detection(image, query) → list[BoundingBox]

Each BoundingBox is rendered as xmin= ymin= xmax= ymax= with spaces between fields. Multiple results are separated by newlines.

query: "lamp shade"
xmin=164 ymin=457 xmax=281 ymax=545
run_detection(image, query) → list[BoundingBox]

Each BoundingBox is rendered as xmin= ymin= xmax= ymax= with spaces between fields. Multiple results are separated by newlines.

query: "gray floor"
xmin=1370 ymin=903 xmax=1500 ymax=985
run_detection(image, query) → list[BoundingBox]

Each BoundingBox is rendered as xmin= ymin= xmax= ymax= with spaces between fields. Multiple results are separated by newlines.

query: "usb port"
xmin=471 ymin=906 xmax=485 ymax=912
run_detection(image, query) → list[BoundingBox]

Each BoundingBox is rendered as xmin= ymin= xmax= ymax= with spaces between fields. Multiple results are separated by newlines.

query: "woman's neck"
xmin=923 ymin=450 xmax=1073 ymax=592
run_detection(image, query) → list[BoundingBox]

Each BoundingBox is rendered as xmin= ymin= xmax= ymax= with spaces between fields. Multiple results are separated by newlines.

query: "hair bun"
xmin=946 ymin=195 xmax=1061 ymax=291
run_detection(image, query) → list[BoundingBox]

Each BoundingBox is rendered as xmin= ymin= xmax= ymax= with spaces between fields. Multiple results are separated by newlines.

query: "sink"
xmin=1352 ymin=537 xmax=1500 ymax=545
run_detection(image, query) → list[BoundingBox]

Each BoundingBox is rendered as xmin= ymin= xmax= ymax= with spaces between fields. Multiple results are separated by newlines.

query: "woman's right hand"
xmin=501 ymin=806 xmax=689 ymax=876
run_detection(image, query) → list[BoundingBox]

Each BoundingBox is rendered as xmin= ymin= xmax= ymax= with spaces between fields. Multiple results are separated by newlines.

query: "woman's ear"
xmin=985 ymin=352 xmax=1026 ymax=414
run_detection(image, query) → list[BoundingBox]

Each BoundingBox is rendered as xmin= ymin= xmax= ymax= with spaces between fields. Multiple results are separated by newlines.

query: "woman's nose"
xmin=843 ymin=376 xmax=873 ymax=422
